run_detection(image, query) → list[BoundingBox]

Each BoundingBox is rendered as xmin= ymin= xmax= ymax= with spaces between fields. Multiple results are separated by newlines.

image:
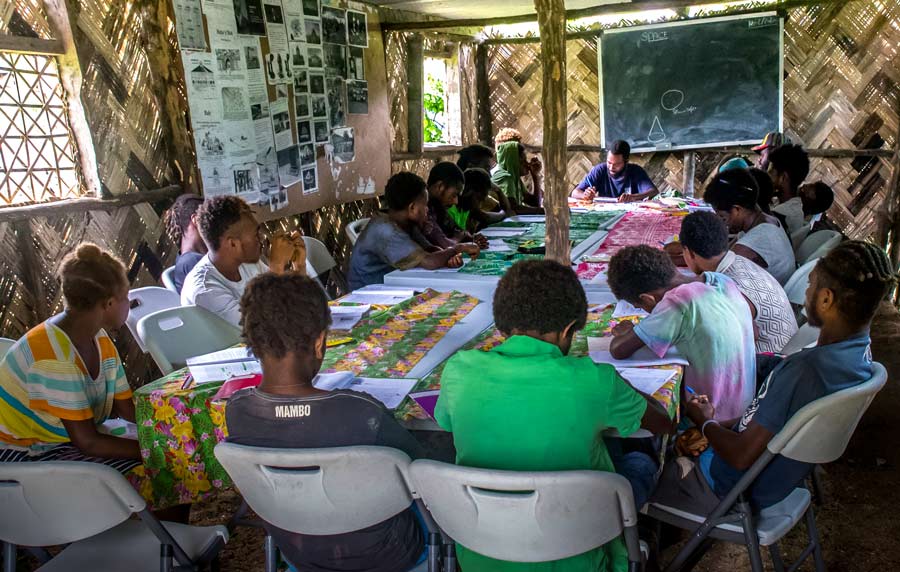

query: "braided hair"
xmin=164 ymin=194 xmax=203 ymax=245
xmin=815 ymin=240 xmax=897 ymax=326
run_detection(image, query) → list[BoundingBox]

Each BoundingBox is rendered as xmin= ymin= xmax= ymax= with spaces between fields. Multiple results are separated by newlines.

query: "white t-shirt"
xmin=736 ymin=222 xmax=796 ymax=286
xmin=772 ymin=196 xmax=806 ymax=235
xmin=180 ymin=254 xmax=268 ymax=326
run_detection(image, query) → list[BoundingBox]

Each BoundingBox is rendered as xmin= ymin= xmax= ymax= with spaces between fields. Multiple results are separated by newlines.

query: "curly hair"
xmin=457 ymin=144 xmax=494 ymax=171
xmin=240 ymin=273 xmax=332 ymax=359
xmin=427 ymin=162 xmax=465 ymax=189
xmin=815 ymin=240 xmax=896 ymax=327
xmin=748 ymin=168 xmax=775 ymax=213
xmin=768 ymin=144 xmax=810 ymax=191
xmin=680 ymin=211 xmax=729 ymax=260
xmin=58 ymin=243 xmax=128 ymax=311
xmin=607 ymin=245 xmax=676 ymax=304
xmin=164 ymin=193 xmax=203 ymax=245
xmin=494 ymin=128 xmax=523 ymax=145
xmin=703 ymin=168 xmax=760 ymax=211
xmin=197 ymin=196 xmax=252 ymax=251
xmin=609 ymin=139 xmax=631 ymax=161
xmin=384 ymin=171 xmax=427 ymax=211
xmin=493 ymin=260 xmax=587 ymax=335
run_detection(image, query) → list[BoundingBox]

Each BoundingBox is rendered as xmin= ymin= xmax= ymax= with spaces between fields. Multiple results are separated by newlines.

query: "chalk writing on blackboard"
xmin=748 ymin=16 xmax=778 ymax=29
xmin=639 ymin=30 xmax=669 ymax=46
xmin=648 ymin=116 xmax=667 ymax=143
xmin=661 ymin=89 xmax=697 ymax=116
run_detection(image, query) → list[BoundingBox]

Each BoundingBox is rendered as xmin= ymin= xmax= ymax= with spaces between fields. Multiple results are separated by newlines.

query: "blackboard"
xmin=599 ymin=13 xmax=783 ymax=152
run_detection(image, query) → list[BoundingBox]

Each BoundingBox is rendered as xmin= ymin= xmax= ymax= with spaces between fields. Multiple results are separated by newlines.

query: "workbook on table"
xmin=186 ymin=346 xmax=260 ymax=384
xmin=329 ymin=304 xmax=370 ymax=330
xmin=312 ymin=372 xmax=417 ymax=409
xmin=587 ymin=337 xmax=689 ymax=368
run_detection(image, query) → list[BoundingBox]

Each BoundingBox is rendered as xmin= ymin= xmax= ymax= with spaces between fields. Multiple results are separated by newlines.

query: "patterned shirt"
xmin=716 ymin=251 xmax=798 ymax=354
xmin=0 ymin=322 xmax=132 ymax=454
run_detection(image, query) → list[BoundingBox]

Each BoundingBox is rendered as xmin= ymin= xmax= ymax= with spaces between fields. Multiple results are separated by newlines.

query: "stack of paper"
xmin=312 ymin=372 xmax=417 ymax=409
xmin=479 ymin=228 xmax=528 ymax=238
xmin=186 ymin=346 xmax=261 ymax=384
xmin=612 ymin=300 xmax=650 ymax=319
xmin=587 ymin=337 xmax=688 ymax=368
xmin=341 ymin=288 xmax=417 ymax=305
xmin=330 ymin=304 xmax=370 ymax=330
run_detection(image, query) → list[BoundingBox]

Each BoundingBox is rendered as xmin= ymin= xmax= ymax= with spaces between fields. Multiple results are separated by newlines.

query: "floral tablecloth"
xmin=134 ymin=289 xmax=480 ymax=509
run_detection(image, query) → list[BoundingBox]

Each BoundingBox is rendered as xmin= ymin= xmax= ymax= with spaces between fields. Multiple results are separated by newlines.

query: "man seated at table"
xmin=768 ymin=144 xmax=811 ymax=235
xmin=680 ymin=211 xmax=798 ymax=354
xmin=435 ymin=259 xmax=674 ymax=572
xmin=652 ymin=241 xmax=894 ymax=514
xmin=571 ymin=140 xmax=659 ymax=203
xmin=347 ymin=172 xmax=480 ymax=290
xmin=181 ymin=196 xmax=307 ymax=327
xmin=163 ymin=193 xmax=207 ymax=293
xmin=492 ymin=141 xmax=545 ymax=215
xmin=226 ymin=273 xmax=427 ymax=572
xmin=607 ymin=245 xmax=756 ymax=421
xmin=450 ymin=168 xmax=509 ymax=234
xmin=422 ymin=162 xmax=489 ymax=249
xmin=456 ymin=143 xmax=511 ymax=214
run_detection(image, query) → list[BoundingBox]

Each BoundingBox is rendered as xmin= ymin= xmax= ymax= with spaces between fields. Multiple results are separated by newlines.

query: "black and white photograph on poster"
xmin=311 ymin=95 xmax=327 ymax=118
xmin=215 ymin=48 xmax=244 ymax=81
xmin=294 ymin=70 xmax=308 ymax=93
xmin=268 ymin=187 xmax=289 ymax=212
xmin=331 ymin=127 xmax=355 ymax=163
xmin=326 ymin=76 xmax=347 ymax=128
xmin=295 ymin=94 xmax=310 ymax=118
xmin=204 ymin=1 xmax=238 ymax=46
xmin=251 ymin=100 xmax=269 ymax=120
xmin=347 ymin=81 xmax=368 ymax=115
xmin=298 ymin=121 xmax=312 ymax=144
xmin=305 ymin=19 xmax=322 ymax=44
xmin=321 ymin=7 xmax=346 ymax=45
xmin=203 ymin=165 xmax=234 ymax=197
xmin=299 ymin=143 xmax=315 ymax=165
xmin=348 ymin=47 xmax=365 ymax=81
xmin=323 ymin=43 xmax=347 ymax=78
xmin=291 ymin=43 xmax=306 ymax=67
xmin=263 ymin=0 xmax=289 ymax=52
xmin=302 ymin=166 xmax=317 ymax=195
xmin=257 ymin=146 xmax=279 ymax=194
xmin=265 ymin=51 xmax=293 ymax=84
xmin=244 ymin=43 xmax=261 ymax=70
xmin=271 ymin=97 xmax=294 ymax=150
xmin=309 ymin=73 xmax=325 ymax=94
xmin=225 ymin=120 xmax=257 ymax=160
xmin=221 ymin=87 xmax=250 ymax=121
xmin=302 ymin=0 xmax=319 ymax=17
xmin=233 ymin=162 xmax=260 ymax=200
xmin=277 ymin=145 xmax=302 ymax=187
xmin=174 ymin=0 xmax=206 ymax=51
xmin=184 ymin=52 xmax=217 ymax=104
xmin=306 ymin=45 xmax=324 ymax=68
xmin=314 ymin=120 xmax=329 ymax=144
xmin=347 ymin=10 xmax=368 ymax=48
xmin=276 ymin=84 xmax=289 ymax=100
xmin=286 ymin=8 xmax=305 ymax=43
xmin=197 ymin=127 xmax=226 ymax=160
xmin=232 ymin=0 xmax=266 ymax=35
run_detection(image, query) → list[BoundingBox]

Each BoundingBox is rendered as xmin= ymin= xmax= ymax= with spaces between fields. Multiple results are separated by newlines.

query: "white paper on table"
xmin=188 ymin=360 xmax=262 ymax=384
xmin=329 ymin=305 xmax=370 ymax=330
xmin=508 ymin=215 xmax=545 ymax=223
xmin=594 ymin=197 xmax=620 ymax=203
xmin=479 ymin=228 xmax=528 ymax=238
xmin=312 ymin=371 xmax=357 ymax=391
xmin=98 ymin=419 xmax=139 ymax=440
xmin=186 ymin=346 xmax=254 ymax=367
xmin=352 ymin=378 xmax=418 ymax=409
xmin=616 ymin=367 xmax=677 ymax=396
xmin=487 ymin=239 xmax=512 ymax=252
xmin=588 ymin=340 xmax=689 ymax=368
xmin=341 ymin=290 xmax=415 ymax=305
xmin=612 ymin=300 xmax=650 ymax=319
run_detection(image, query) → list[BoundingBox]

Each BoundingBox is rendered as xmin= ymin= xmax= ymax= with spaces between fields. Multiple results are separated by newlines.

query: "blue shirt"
xmin=575 ymin=163 xmax=655 ymax=198
xmin=172 ymin=251 xmax=203 ymax=294
xmin=708 ymin=332 xmax=874 ymax=508
xmin=347 ymin=214 xmax=432 ymax=290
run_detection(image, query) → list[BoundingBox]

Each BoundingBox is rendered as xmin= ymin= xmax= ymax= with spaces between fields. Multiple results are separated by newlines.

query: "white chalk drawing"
xmin=661 ymin=89 xmax=697 ymax=116
xmin=648 ymin=116 xmax=666 ymax=143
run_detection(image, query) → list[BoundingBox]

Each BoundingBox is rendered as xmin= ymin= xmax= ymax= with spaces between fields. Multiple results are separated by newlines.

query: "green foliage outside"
xmin=423 ymin=73 xmax=447 ymax=143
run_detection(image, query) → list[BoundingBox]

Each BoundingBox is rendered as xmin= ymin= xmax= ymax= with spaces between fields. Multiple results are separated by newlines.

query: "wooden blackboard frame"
xmin=598 ymin=12 xmax=784 ymax=153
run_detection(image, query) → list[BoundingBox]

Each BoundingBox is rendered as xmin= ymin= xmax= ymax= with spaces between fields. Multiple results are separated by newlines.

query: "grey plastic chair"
xmin=0 ymin=461 xmax=227 ymax=572
xmin=345 ymin=217 xmax=370 ymax=245
xmin=0 ymin=338 xmax=14 ymax=359
xmin=783 ymin=258 xmax=819 ymax=306
xmin=790 ymin=225 xmax=811 ymax=253
xmin=215 ymin=443 xmax=435 ymax=572
xmin=161 ymin=266 xmax=178 ymax=293
xmin=781 ymin=323 xmax=820 ymax=355
xmin=409 ymin=460 xmax=644 ymax=572
xmin=796 ymin=230 xmax=841 ymax=266
xmin=648 ymin=362 xmax=888 ymax=572
xmin=126 ymin=287 xmax=182 ymax=352
xmin=137 ymin=305 xmax=242 ymax=374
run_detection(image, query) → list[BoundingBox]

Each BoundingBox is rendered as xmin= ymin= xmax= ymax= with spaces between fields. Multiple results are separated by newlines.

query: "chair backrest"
xmin=768 ymin=362 xmax=887 ymax=464
xmin=0 ymin=337 xmax=15 ymax=359
xmin=215 ymin=443 xmax=415 ymax=535
xmin=409 ymin=460 xmax=637 ymax=563
xmin=790 ymin=225 xmax=811 ymax=253
xmin=303 ymin=236 xmax=337 ymax=278
xmin=0 ymin=461 xmax=145 ymax=546
xmin=161 ymin=266 xmax=179 ymax=293
xmin=345 ymin=218 xmax=370 ymax=245
xmin=125 ymin=287 xmax=182 ymax=352
xmin=796 ymin=230 xmax=841 ymax=265
xmin=137 ymin=305 xmax=242 ymax=374
xmin=783 ymin=258 xmax=819 ymax=306
xmin=780 ymin=323 xmax=820 ymax=355
xmin=804 ymin=237 xmax=843 ymax=266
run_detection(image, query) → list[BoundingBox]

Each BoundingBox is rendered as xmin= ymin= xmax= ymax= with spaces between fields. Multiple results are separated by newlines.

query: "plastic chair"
xmin=137 ymin=305 xmax=242 ymax=375
xmin=0 ymin=461 xmax=227 ymax=572
xmin=161 ymin=267 xmax=178 ymax=294
xmin=781 ymin=323 xmax=820 ymax=355
xmin=303 ymin=237 xmax=337 ymax=279
xmin=648 ymin=362 xmax=887 ymax=572
xmin=783 ymin=258 xmax=819 ymax=306
xmin=796 ymin=231 xmax=841 ymax=266
xmin=214 ymin=444 xmax=436 ymax=572
xmin=345 ymin=218 xmax=370 ymax=245
xmin=790 ymin=225 xmax=811 ymax=253
xmin=0 ymin=338 xmax=14 ymax=359
xmin=125 ymin=287 xmax=181 ymax=353
xmin=409 ymin=460 xmax=644 ymax=571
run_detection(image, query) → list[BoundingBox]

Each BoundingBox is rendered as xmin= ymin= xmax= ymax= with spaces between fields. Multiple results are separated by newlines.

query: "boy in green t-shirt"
xmin=435 ymin=260 xmax=674 ymax=572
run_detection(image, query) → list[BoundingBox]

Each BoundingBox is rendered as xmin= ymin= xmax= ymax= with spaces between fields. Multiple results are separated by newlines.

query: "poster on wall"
xmin=323 ymin=43 xmax=346 ymax=78
xmin=311 ymin=94 xmax=327 ymax=119
xmin=221 ymin=86 xmax=250 ymax=121
xmin=302 ymin=0 xmax=319 ymax=17
xmin=285 ymin=1 xmax=306 ymax=42
xmin=326 ymin=76 xmax=346 ymax=129
xmin=314 ymin=119 xmax=329 ymax=144
xmin=301 ymin=166 xmax=318 ymax=195
xmin=203 ymin=0 xmax=239 ymax=46
xmin=346 ymin=10 xmax=367 ymax=48
xmin=263 ymin=0 xmax=290 ymax=52
xmin=270 ymin=97 xmax=294 ymax=150
xmin=347 ymin=80 xmax=367 ymax=115
xmin=304 ymin=18 xmax=322 ymax=44
xmin=291 ymin=42 xmax=306 ymax=68
xmin=277 ymin=145 xmax=303 ymax=187
xmin=265 ymin=51 xmax=293 ymax=84
xmin=295 ymin=93 xmax=310 ymax=118
xmin=307 ymin=45 xmax=324 ymax=68
xmin=299 ymin=143 xmax=315 ymax=166
xmin=348 ymin=46 xmax=364 ymax=81
xmin=173 ymin=0 xmax=207 ymax=51
xmin=215 ymin=47 xmax=245 ymax=82
xmin=321 ymin=7 xmax=347 ymax=45
xmin=331 ymin=127 xmax=354 ymax=163
xmin=232 ymin=162 xmax=261 ymax=203
xmin=233 ymin=0 xmax=267 ymax=35
xmin=297 ymin=120 xmax=312 ymax=144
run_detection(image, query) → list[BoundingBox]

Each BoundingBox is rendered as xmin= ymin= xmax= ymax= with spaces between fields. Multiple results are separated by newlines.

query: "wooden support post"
xmin=682 ymin=151 xmax=696 ymax=198
xmin=877 ymin=96 xmax=900 ymax=272
xmin=475 ymin=43 xmax=493 ymax=146
xmin=535 ymin=0 xmax=569 ymax=264
xmin=406 ymin=34 xmax=425 ymax=154
xmin=43 ymin=0 xmax=102 ymax=198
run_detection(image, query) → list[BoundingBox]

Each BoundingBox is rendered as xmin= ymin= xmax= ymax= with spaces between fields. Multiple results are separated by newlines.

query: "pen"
xmin=685 ymin=385 xmax=695 ymax=396
xmin=181 ymin=373 xmax=194 ymax=390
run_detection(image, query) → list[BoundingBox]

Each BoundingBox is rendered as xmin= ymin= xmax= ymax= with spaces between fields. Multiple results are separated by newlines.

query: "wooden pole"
xmin=406 ymin=34 xmax=425 ymax=154
xmin=43 ymin=0 xmax=103 ymax=198
xmin=682 ymin=151 xmax=696 ymax=198
xmin=535 ymin=0 xmax=570 ymax=265
xmin=475 ymin=44 xmax=493 ymax=145
xmin=0 ymin=185 xmax=182 ymax=223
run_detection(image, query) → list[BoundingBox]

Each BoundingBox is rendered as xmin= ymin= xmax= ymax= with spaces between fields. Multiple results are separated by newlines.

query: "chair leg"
xmin=442 ymin=542 xmax=456 ymax=572
xmin=768 ymin=543 xmax=786 ymax=572
xmin=264 ymin=535 xmax=278 ymax=572
xmin=2 ymin=542 xmax=15 ymax=572
xmin=427 ymin=532 xmax=441 ymax=572
xmin=810 ymin=466 xmax=826 ymax=506
xmin=806 ymin=507 xmax=826 ymax=572
xmin=160 ymin=544 xmax=173 ymax=572
xmin=737 ymin=502 xmax=765 ymax=572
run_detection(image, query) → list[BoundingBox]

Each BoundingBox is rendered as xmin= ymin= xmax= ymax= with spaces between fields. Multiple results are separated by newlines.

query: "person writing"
xmin=571 ymin=140 xmax=659 ymax=203
xmin=448 ymin=168 xmax=509 ymax=234
xmin=421 ymin=162 xmax=489 ymax=249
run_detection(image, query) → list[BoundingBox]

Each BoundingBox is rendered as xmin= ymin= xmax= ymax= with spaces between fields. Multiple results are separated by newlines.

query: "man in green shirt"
xmin=435 ymin=260 xmax=674 ymax=572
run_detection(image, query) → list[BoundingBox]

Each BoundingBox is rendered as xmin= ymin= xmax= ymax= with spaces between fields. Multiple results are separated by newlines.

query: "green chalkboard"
xmin=599 ymin=13 xmax=783 ymax=152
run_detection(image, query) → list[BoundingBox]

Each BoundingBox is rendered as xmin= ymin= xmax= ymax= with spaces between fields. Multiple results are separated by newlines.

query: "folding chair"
xmin=345 ymin=217 xmax=370 ymax=245
xmin=0 ymin=338 xmax=14 ymax=359
xmin=126 ymin=287 xmax=182 ymax=352
xmin=0 ymin=461 xmax=227 ymax=572
xmin=215 ymin=443 xmax=437 ymax=572
xmin=137 ymin=305 xmax=242 ymax=374
xmin=410 ymin=460 xmax=644 ymax=572
xmin=796 ymin=231 xmax=841 ymax=266
xmin=648 ymin=362 xmax=887 ymax=572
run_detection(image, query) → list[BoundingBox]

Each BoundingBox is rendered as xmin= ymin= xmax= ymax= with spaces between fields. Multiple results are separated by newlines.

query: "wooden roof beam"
xmin=0 ymin=34 xmax=64 ymax=54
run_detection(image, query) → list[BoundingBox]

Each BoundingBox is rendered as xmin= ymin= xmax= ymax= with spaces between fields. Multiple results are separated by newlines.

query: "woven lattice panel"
xmin=386 ymin=31 xmax=412 ymax=153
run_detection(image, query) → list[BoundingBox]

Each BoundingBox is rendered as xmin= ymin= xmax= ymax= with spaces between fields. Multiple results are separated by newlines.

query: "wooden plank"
xmin=535 ymin=0 xmax=570 ymax=265
xmin=682 ymin=151 xmax=696 ymax=198
xmin=0 ymin=185 xmax=182 ymax=224
xmin=475 ymin=43 xmax=493 ymax=145
xmin=406 ymin=34 xmax=425 ymax=154
xmin=0 ymin=34 xmax=64 ymax=55
xmin=393 ymin=146 xmax=893 ymax=159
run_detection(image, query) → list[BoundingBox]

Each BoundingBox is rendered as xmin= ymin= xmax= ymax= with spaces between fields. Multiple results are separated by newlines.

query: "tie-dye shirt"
xmin=634 ymin=273 xmax=756 ymax=420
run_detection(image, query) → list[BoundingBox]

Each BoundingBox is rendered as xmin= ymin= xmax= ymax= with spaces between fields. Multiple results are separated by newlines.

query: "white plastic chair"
xmin=0 ymin=338 xmax=14 ymax=359
xmin=161 ymin=267 xmax=178 ymax=294
xmin=790 ymin=225 xmax=810 ymax=253
xmin=781 ymin=323 xmax=820 ymax=355
xmin=409 ymin=460 xmax=644 ymax=570
xmin=796 ymin=231 xmax=841 ymax=266
xmin=648 ymin=362 xmax=887 ymax=572
xmin=345 ymin=218 xmax=370 ymax=245
xmin=137 ymin=305 xmax=242 ymax=375
xmin=125 ymin=287 xmax=181 ymax=353
xmin=214 ymin=444 xmax=434 ymax=572
xmin=0 ymin=461 xmax=227 ymax=572
xmin=783 ymin=258 xmax=819 ymax=306
xmin=303 ymin=236 xmax=337 ymax=279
